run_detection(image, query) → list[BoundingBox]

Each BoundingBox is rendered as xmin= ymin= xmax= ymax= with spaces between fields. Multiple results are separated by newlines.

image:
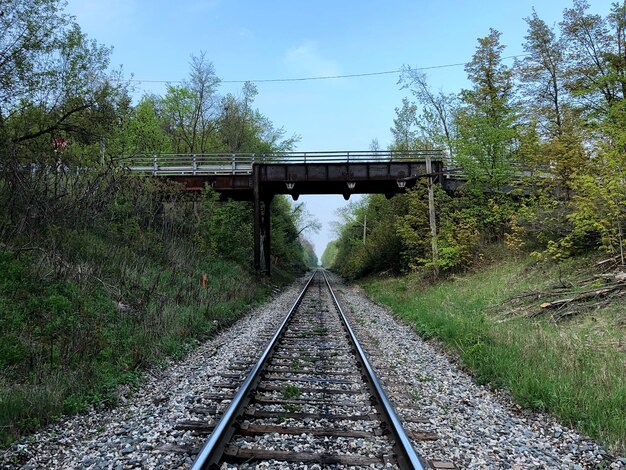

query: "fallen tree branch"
xmin=539 ymin=286 xmax=622 ymax=309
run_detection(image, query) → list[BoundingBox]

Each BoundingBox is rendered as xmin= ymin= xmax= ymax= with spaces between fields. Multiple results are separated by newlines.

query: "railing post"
xmin=153 ymin=154 xmax=157 ymax=175
xmin=192 ymin=154 xmax=197 ymax=175
xmin=232 ymin=154 xmax=236 ymax=173
xmin=347 ymin=151 xmax=350 ymax=163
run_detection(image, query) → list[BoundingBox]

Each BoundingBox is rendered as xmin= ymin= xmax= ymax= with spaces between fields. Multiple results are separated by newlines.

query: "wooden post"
xmin=363 ymin=214 xmax=367 ymax=244
xmin=253 ymin=166 xmax=261 ymax=273
xmin=263 ymin=199 xmax=271 ymax=275
xmin=425 ymin=154 xmax=438 ymax=276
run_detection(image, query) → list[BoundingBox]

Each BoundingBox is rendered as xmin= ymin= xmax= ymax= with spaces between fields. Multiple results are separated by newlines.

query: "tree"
xmin=269 ymin=196 xmax=309 ymax=271
xmin=291 ymin=202 xmax=321 ymax=238
xmin=219 ymin=82 xmax=299 ymax=154
xmin=369 ymin=138 xmax=381 ymax=152
xmin=300 ymin=238 xmax=318 ymax=268
xmin=390 ymin=98 xmax=419 ymax=151
xmin=125 ymin=96 xmax=171 ymax=155
xmin=1 ymin=2 xmax=128 ymax=162
xmin=569 ymin=148 xmax=626 ymax=263
xmin=399 ymin=67 xmax=457 ymax=161
xmin=518 ymin=11 xmax=568 ymax=139
xmin=160 ymin=54 xmax=220 ymax=153
xmin=455 ymin=29 xmax=518 ymax=194
xmin=0 ymin=0 xmax=131 ymax=241
xmin=320 ymin=240 xmax=338 ymax=268
xmin=0 ymin=0 xmax=66 ymax=117
xmin=517 ymin=10 xmax=587 ymax=197
xmin=330 ymin=195 xmax=410 ymax=278
xmin=561 ymin=0 xmax=618 ymax=118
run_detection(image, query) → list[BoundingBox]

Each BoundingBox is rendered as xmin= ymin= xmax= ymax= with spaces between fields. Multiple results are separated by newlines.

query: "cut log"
xmin=540 ymin=299 xmax=574 ymax=309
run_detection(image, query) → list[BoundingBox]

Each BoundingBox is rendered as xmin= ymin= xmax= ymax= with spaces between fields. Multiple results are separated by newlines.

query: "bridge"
xmin=125 ymin=150 xmax=445 ymax=274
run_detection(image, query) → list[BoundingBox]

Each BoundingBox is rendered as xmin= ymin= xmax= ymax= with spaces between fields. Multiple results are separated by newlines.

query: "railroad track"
xmin=181 ymin=270 xmax=451 ymax=469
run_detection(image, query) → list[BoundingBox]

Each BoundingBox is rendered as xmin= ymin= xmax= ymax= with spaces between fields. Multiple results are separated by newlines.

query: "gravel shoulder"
xmin=1 ymin=272 xmax=623 ymax=470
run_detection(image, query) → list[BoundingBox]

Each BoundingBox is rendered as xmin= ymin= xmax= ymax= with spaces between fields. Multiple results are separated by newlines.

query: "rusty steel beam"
xmin=263 ymin=199 xmax=271 ymax=275
xmin=253 ymin=167 xmax=261 ymax=273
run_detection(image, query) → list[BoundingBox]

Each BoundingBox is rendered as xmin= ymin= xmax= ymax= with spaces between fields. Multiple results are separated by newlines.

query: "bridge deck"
xmin=124 ymin=150 xmax=445 ymax=199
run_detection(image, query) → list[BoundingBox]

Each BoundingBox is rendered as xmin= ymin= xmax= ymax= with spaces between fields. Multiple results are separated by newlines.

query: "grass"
xmin=283 ymin=403 xmax=301 ymax=413
xmin=0 ymin=225 xmax=284 ymax=447
xmin=283 ymin=384 xmax=301 ymax=399
xmin=361 ymin=250 xmax=626 ymax=454
xmin=301 ymin=326 xmax=328 ymax=338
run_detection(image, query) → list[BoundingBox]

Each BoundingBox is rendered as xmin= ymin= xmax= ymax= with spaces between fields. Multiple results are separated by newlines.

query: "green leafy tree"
xmin=0 ymin=0 xmax=131 ymax=242
xmin=569 ymin=151 xmax=626 ymax=263
xmin=390 ymin=98 xmax=419 ymax=151
xmin=159 ymin=53 xmax=220 ymax=153
xmin=269 ymin=196 xmax=308 ymax=271
xmin=331 ymin=195 xmax=410 ymax=278
xmin=455 ymin=29 xmax=518 ymax=195
xmin=300 ymin=238 xmax=318 ymax=268
xmin=518 ymin=11 xmax=569 ymax=140
xmin=399 ymin=67 xmax=457 ymax=161
xmin=546 ymin=2 xmax=626 ymax=261
xmin=1 ymin=2 xmax=128 ymax=162
xmin=219 ymin=82 xmax=299 ymax=154
xmin=126 ymin=96 xmax=171 ymax=154
xmin=561 ymin=0 xmax=619 ymax=118
xmin=201 ymin=188 xmax=253 ymax=263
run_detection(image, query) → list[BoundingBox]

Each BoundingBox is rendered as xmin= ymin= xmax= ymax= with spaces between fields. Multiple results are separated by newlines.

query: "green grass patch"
xmin=283 ymin=403 xmax=301 ymax=413
xmin=362 ymin=252 xmax=626 ymax=454
xmin=283 ymin=384 xmax=301 ymax=399
xmin=0 ymin=228 xmax=283 ymax=446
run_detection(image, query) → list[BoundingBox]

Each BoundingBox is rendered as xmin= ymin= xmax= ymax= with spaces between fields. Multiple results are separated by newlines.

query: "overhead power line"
xmin=128 ymin=53 xmax=530 ymax=85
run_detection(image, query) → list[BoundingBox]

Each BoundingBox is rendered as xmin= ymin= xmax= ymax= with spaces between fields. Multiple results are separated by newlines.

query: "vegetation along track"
xmin=185 ymin=270 xmax=451 ymax=469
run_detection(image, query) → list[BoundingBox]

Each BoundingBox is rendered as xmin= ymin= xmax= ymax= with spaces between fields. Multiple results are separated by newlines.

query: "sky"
xmin=65 ymin=0 xmax=613 ymax=259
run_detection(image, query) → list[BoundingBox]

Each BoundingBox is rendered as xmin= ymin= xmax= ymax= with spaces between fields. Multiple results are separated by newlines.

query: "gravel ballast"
xmin=1 ymin=272 xmax=624 ymax=469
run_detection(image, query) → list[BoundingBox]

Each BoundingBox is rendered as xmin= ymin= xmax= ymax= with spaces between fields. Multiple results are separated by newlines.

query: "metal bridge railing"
xmin=121 ymin=150 xmax=444 ymax=176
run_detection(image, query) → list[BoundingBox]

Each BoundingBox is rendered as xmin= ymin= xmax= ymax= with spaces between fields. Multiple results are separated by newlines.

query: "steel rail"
xmin=190 ymin=272 xmax=316 ymax=470
xmin=321 ymin=270 xmax=427 ymax=470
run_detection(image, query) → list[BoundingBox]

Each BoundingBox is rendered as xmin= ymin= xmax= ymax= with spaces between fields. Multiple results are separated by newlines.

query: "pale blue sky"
xmin=66 ymin=0 xmax=612 ymax=258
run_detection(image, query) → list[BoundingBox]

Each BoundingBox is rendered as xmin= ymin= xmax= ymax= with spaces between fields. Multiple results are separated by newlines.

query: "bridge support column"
xmin=253 ymin=167 xmax=261 ymax=273
xmin=263 ymin=199 xmax=271 ymax=275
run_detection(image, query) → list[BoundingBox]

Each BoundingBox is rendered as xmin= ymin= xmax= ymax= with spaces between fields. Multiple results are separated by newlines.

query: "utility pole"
xmin=363 ymin=214 xmax=367 ymax=244
xmin=425 ymin=154 xmax=438 ymax=276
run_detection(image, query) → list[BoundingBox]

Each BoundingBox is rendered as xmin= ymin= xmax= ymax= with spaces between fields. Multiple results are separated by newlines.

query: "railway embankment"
xmin=0 ymin=172 xmax=311 ymax=449
xmin=0 ymin=234 xmax=300 ymax=449
xmin=361 ymin=251 xmax=626 ymax=459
